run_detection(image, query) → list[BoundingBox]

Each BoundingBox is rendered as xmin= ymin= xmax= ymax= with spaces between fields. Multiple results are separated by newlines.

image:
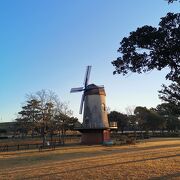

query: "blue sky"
xmin=0 ymin=0 xmax=179 ymax=122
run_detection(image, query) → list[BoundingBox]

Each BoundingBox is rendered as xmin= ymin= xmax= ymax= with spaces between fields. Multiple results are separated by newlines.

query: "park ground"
xmin=0 ymin=138 xmax=179 ymax=180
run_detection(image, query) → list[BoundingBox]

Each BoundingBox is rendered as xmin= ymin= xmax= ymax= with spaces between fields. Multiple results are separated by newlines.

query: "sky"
xmin=0 ymin=0 xmax=179 ymax=122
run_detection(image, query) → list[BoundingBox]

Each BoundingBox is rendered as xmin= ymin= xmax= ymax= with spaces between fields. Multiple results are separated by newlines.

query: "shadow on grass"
xmin=0 ymin=143 xmax=179 ymax=172
xmin=150 ymin=172 xmax=180 ymax=180
xmin=24 ymin=153 xmax=180 ymax=179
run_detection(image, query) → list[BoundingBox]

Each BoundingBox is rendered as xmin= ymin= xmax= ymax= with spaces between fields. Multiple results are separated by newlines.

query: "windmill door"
xmin=103 ymin=130 xmax=110 ymax=142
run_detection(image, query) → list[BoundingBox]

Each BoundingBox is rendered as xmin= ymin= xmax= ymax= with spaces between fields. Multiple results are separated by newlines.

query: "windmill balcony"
xmin=109 ymin=122 xmax=118 ymax=129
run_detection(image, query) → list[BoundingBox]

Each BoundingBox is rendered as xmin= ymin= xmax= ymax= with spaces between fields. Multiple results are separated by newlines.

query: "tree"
xmin=54 ymin=102 xmax=74 ymax=144
xmin=28 ymin=90 xmax=63 ymax=145
xmin=16 ymin=89 xmax=76 ymax=145
xmin=134 ymin=107 xmax=149 ymax=131
xmin=112 ymin=1 xmax=180 ymax=125
xmin=125 ymin=106 xmax=135 ymax=116
xmin=54 ymin=113 xmax=66 ymax=144
xmin=125 ymin=106 xmax=137 ymax=131
xmin=15 ymin=99 xmax=41 ymax=138
xmin=108 ymin=111 xmax=128 ymax=133
xmin=147 ymin=109 xmax=166 ymax=132
xmin=155 ymin=103 xmax=180 ymax=131
xmin=159 ymin=80 xmax=180 ymax=114
xmin=158 ymin=79 xmax=180 ymax=131
xmin=128 ymin=115 xmax=138 ymax=131
xmin=15 ymin=116 xmax=29 ymax=138
xmin=22 ymin=100 xmax=40 ymax=137
xmin=167 ymin=0 xmax=179 ymax=3
xmin=134 ymin=106 xmax=165 ymax=132
xmin=112 ymin=12 xmax=180 ymax=81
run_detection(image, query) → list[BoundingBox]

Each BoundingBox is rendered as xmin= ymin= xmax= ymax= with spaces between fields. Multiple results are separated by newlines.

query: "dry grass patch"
xmin=0 ymin=138 xmax=179 ymax=179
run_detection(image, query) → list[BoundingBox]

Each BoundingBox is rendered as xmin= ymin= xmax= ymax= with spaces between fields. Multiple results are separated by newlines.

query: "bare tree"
xmin=26 ymin=89 xmax=74 ymax=145
xmin=125 ymin=106 xmax=136 ymax=116
xmin=16 ymin=89 xmax=77 ymax=145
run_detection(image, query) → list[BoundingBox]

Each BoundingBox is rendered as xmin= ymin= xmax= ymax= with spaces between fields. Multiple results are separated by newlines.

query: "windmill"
xmin=70 ymin=65 xmax=112 ymax=144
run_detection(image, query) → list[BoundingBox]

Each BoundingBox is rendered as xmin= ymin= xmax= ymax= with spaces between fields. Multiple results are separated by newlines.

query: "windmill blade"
xmin=79 ymin=93 xmax=85 ymax=114
xmin=70 ymin=87 xmax=84 ymax=93
xmin=84 ymin=65 xmax=92 ymax=88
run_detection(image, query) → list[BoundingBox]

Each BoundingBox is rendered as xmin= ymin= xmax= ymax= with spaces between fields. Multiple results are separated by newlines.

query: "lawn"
xmin=0 ymin=138 xmax=179 ymax=179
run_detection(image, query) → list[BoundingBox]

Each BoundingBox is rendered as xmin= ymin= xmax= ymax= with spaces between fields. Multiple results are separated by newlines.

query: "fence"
xmin=0 ymin=143 xmax=39 ymax=152
xmin=0 ymin=136 xmax=81 ymax=152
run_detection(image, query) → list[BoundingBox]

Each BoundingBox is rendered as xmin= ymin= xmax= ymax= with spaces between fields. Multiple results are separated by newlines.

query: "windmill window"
xmin=101 ymin=103 xmax=106 ymax=111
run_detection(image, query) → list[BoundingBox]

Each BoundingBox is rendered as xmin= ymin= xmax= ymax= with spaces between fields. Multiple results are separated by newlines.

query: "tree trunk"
xmin=58 ymin=130 xmax=61 ymax=143
xmin=50 ymin=131 xmax=53 ymax=143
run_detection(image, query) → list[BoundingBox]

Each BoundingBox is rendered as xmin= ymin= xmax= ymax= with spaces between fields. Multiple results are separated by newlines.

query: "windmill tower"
xmin=70 ymin=66 xmax=111 ymax=144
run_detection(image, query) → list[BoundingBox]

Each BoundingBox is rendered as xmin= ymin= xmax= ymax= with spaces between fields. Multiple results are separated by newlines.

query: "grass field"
xmin=0 ymin=138 xmax=179 ymax=180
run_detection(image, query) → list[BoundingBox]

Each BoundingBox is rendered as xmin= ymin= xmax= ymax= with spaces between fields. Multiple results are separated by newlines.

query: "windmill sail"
xmin=70 ymin=87 xmax=84 ymax=93
xmin=79 ymin=93 xmax=85 ymax=114
xmin=84 ymin=66 xmax=91 ymax=87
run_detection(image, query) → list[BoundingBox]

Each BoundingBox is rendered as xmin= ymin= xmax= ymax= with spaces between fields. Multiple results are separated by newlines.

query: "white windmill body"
xmin=83 ymin=84 xmax=109 ymax=128
xmin=70 ymin=66 xmax=111 ymax=144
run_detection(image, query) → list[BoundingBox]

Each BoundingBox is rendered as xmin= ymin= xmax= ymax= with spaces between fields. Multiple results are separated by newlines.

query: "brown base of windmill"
xmin=78 ymin=128 xmax=111 ymax=145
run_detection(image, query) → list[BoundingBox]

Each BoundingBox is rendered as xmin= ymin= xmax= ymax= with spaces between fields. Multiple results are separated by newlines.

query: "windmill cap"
xmin=85 ymin=84 xmax=106 ymax=96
